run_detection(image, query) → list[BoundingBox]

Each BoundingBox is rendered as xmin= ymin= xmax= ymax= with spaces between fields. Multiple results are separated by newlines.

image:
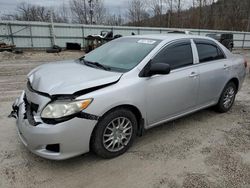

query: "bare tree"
xmin=164 ymin=0 xmax=183 ymax=27
xmin=165 ymin=0 xmax=173 ymax=27
xmin=2 ymin=0 xmax=250 ymax=31
xmin=147 ymin=0 xmax=166 ymax=26
xmin=127 ymin=0 xmax=150 ymax=26
xmin=93 ymin=0 xmax=106 ymax=24
xmin=1 ymin=2 xmax=69 ymax=23
xmin=55 ymin=3 xmax=70 ymax=23
xmin=105 ymin=14 xmax=124 ymax=26
xmin=15 ymin=3 xmax=50 ymax=21
xmin=247 ymin=0 xmax=250 ymax=31
xmin=70 ymin=0 xmax=88 ymax=24
xmin=148 ymin=0 xmax=164 ymax=16
xmin=205 ymin=0 xmax=215 ymax=29
xmin=70 ymin=0 xmax=106 ymax=24
xmin=175 ymin=0 xmax=182 ymax=27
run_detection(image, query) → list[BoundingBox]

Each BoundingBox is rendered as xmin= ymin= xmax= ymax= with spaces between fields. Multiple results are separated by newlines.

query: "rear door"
xmin=194 ymin=39 xmax=230 ymax=106
xmin=145 ymin=39 xmax=199 ymax=125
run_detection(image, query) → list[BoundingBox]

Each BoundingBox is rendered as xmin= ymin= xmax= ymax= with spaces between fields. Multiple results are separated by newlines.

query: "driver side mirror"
xmin=140 ymin=62 xmax=171 ymax=77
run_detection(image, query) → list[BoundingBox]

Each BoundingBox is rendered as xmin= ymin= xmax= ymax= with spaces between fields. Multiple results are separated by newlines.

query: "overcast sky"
xmin=0 ymin=0 xmax=128 ymax=15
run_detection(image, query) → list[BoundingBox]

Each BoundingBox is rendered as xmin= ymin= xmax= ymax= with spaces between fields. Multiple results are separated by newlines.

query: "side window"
xmin=196 ymin=43 xmax=225 ymax=63
xmin=153 ymin=42 xmax=193 ymax=70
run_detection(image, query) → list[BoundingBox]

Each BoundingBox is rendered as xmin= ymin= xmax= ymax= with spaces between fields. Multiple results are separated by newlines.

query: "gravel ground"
xmin=0 ymin=50 xmax=249 ymax=188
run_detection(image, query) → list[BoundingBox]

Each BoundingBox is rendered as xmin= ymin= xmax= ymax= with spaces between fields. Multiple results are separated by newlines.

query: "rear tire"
xmin=91 ymin=108 xmax=137 ymax=159
xmin=215 ymin=82 xmax=237 ymax=113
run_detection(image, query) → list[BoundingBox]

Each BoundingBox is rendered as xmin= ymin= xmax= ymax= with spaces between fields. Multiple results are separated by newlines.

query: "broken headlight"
xmin=41 ymin=99 xmax=93 ymax=119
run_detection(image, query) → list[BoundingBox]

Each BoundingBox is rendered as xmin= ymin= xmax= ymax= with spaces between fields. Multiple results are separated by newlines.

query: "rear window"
xmin=196 ymin=43 xmax=225 ymax=63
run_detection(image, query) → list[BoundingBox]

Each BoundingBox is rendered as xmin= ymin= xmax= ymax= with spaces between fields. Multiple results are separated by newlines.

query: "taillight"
xmin=244 ymin=58 xmax=248 ymax=68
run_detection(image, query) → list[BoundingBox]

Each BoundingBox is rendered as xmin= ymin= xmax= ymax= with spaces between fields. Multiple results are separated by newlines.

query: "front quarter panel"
xmin=76 ymin=74 xmax=146 ymax=123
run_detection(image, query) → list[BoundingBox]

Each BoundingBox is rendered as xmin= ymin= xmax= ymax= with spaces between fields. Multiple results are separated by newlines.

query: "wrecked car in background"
xmin=10 ymin=34 xmax=247 ymax=160
xmin=84 ymin=30 xmax=122 ymax=53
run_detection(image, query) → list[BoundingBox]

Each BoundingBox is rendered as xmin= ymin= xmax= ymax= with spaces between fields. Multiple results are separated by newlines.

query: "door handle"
xmin=189 ymin=72 xmax=199 ymax=78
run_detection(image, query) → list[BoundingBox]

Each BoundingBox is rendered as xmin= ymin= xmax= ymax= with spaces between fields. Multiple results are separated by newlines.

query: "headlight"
xmin=41 ymin=99 xmax=93 ymax=119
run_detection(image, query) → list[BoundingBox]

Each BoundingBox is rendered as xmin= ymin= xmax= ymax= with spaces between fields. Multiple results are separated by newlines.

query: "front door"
xmin=145 ymin=40 xmax=199 ymax=125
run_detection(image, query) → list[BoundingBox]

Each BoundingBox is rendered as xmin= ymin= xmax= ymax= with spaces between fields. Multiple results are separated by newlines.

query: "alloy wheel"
xmin=223 ymin=86 xmax=235 ymax=109
xmin=102 ymin=117 xmax=133 ymax=152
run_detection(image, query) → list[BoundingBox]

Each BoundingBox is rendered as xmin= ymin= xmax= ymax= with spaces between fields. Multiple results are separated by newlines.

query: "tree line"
xmin=1 ymin=0 xmax=250 ymax=31
xmin=127 ymin=0 xmax=250 ymax=31
xmin=1 ymin=0 xmax=124 ymax=26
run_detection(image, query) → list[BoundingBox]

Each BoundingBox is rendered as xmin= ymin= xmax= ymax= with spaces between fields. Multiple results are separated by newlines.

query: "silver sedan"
xmin=10 ymin=34 xmax=247 ymax=160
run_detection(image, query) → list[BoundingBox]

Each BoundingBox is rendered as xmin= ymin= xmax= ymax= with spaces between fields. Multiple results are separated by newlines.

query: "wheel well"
xmin=90 ymin=105 xmax=145 ymax=150
xmin=104 ymin=105 xmax=144 ymax=136
xmin=229 ymin=78 xmax=239 ymax=92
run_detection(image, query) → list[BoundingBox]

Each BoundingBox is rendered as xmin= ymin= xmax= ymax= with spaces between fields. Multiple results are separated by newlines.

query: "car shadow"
xmin=25 ymin=108 xmax=220 ymax=167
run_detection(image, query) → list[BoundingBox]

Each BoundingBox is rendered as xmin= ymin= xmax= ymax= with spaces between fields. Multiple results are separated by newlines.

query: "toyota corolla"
xmin=10 ymin=34 xmax=247 ymax=160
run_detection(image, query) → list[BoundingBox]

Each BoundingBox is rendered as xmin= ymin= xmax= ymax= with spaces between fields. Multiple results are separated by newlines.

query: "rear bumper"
xmin=14 ymin=93 xmax=97 ymax=160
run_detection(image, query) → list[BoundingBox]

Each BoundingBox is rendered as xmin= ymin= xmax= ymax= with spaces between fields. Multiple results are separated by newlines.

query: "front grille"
xmin=23 ymin=95 xmax=41 ymax=126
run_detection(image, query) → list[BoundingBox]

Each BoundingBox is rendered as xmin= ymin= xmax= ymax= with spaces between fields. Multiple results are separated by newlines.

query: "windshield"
xmin=83 ymin=38 xmax=161 ymax=72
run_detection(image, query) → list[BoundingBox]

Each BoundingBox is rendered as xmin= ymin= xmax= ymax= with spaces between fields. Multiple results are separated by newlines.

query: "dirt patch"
xmin=152 ymin=175 xmax=180 ymax=188
xmin=182 ymin=173 xmax=217 ymax=188
xmin=224 ymin=124 xmax=250 ymax=153
xmin=204 ymin=146 xmax=250 ymax=188
xmin=200 ymin=106 xmax=250 ymax=188
xmin=0 ymin=50 xmax=83 ymax=63
xmin=129 ymin=138 xmax=201 ymax=161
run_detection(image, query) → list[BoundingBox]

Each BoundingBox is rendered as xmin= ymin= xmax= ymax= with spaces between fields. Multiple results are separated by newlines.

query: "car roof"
xmin=125 ymin=34 xmax=212 ymax=42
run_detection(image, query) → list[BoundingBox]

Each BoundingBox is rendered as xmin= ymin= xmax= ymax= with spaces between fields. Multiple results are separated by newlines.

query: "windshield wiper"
xmin=80 ymin=58 xmax=111 ymax=71
xmin=89 ymin=62 xmax=111 ymax=71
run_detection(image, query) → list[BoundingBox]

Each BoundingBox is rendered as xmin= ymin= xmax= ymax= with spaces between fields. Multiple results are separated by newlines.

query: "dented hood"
xmin=27 ymin=60 xmax=122 ymax=95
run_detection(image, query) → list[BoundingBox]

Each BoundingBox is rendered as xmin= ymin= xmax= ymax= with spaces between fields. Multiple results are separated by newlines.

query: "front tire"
xmin=91 ymin=108 xmax=137 ymax=159
xmin=215 ymin=82 xmax=237 ymax=113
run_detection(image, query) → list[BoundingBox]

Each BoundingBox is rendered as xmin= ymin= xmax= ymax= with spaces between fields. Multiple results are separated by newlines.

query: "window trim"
xmin=194 ymin=39 xmax=226 ymax=64
xmin=151 ymin=39 xmax=195 ymax=70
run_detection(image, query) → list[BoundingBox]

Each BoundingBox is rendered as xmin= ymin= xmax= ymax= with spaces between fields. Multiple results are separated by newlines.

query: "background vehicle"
xmin=84 ymin=31 xmax=123 ymax=53
xmin=206 ymin=33 xmax=234 ymax=51
xmin=10 ymin=34 xmax=247 ymax=160
xmin=167 ymin=30 xmax=192 ymax=34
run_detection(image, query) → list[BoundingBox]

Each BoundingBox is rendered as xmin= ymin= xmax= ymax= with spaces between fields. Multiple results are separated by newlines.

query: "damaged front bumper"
xmin=9 ymin=92 xmax=24 ymax=119
xmin=10 ymin=91 xmax=98 ymax=160
xmin=9 ymin=103 xmax=19 ymax=119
